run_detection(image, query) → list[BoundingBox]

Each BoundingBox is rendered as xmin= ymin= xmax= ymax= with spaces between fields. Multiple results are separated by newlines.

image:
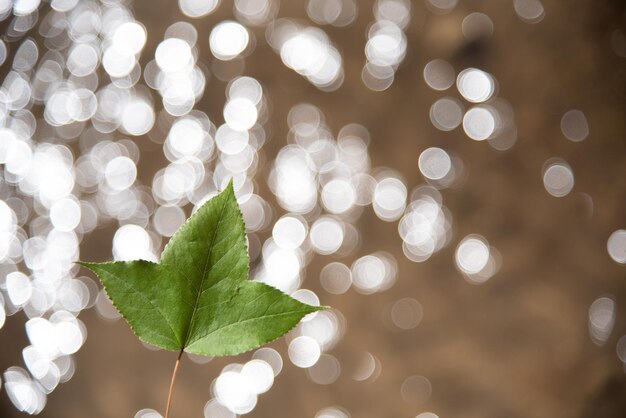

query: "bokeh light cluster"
xmin=1 ymin=0 xmax=625 ymax=417
xmin=361 ymin=0 xmax=410 ymax=91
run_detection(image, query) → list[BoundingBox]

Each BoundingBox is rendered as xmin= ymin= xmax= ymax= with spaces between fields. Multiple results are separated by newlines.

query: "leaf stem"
xmin=165 ymin=350 xmax=184 ymax=418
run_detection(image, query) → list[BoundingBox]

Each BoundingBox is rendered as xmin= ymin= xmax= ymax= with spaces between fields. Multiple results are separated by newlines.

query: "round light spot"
xmin=299 ymin=310 xmax=343 ymax=351
xmin=608 ymin=230 xmax=626 ymax=264
xmin=112 ymin=224 xmax=154 ymax=261
xmin=102 ymin=45 xmax=136 ymax=78
xmin=113 ymin=22 xmax=147 ymax=54
xmin=203 ymin=399 xmax=236 ymax=418
xmin=543 ymin=161 xmax=574 ymax=197
xmin=321 ymin=178 xmax=356 ymax=214
xmin=310 ymin=217 xmax=344 ymax=255
xmin=418 ymin=147 xmax=451 ymax=181
xmin=288 ymin=336 xmax=321 ymax=368
xmin=13 ymin=0 xmax=42 ymax=15
xmin=401 ymin=375 xmax=432 ymax=405
xmin=6 ymin=272 xmax=32 ymax=306
xmin=50 ymin=198 xmax=81 ymax=232
xmin=306 ymin=353 xmax=340 ymax=385
xmin=228 ymin=76 xmax=263 ymax=104
xmin=210 ymin=21 xmax=250 ymax=61
xmin=316 ymin=407 xmax=350 ymax=418
xmin=307 ymin=0 xmax=342 ymax=25
xmin=320 ymin=262 xmax=352 ymax=295
xmin=0 ymin=41 xmax=6 ymax=66
xmin=463 ymin=106 xmax=496 ymax=140
xmin=215 ymin=125 xmax=249 ymax=155
xmin=426 ymin=0 xmax=458 ymax=13
xmin=462 ymin=12 xmax=494 ymax=40
xmin=3 ymin=367 xmax=46 ymax=415
xmin=121 ymin=99 xmax=155 ymax=136
xmin=252 ymin=348 xmax=283 ymax=377
xmin=273 ymin=216 xmax=307 ymax=250
xmin=514 ymin=0 xmax=545 ymax=24
xmin=352 ymin=351 xmax=381 ymax=382
xmin=67 ymin=44 xmax=99 ymax=77
xmin=105 ymin=156 xmax=137 ymax=191
xmin=589 ymin=296 xmax=616 ymax=345
xmin=261 ymin=246 xmax=302 ymax=293
xmin=179 ymin=0 xmax=220 ymax=18
xmin=390 ymin=298 xmax=423 ymax=330
xmin=54 ymin=317 xmax=85 ymax=355
xmin=457 ymin=68 xmax=495 ymax=103
xmin=156 ymin=38 xmax=193 ymax=72
xmin=166 ymin=117 xmax=207 ymax=158
xmin=561 ymin=110 xmax=589 ymax=142
xmin=373 ymin=177 xmax=407 ymax=222
xmin=134 ymin=409 xmax=162 ymax=418
xmin=153 ymin=205 xmax=186 ymax=237
xmin=241 ymin=359 xmax=274 ymax=394
xmin=51 ymin=0 xmax=79 ymax=12
xmin=362 ymin=62 xmax=395 ymax=91
xmin=0 ymin=301 xmax=5 ymax=330
xmin=429 ymin=97 xmax=463 ymax=131
xmin=617 ymin=335 xmax=626 ymax=363
xmin=214 ymin=371 xmax=257 ymax=415
xmin=455 ymin=236 xmax=490 ymax=275
xmin=365 ymin=21 xmax=407 ymax=67
xmin=423 ymin=59 xmax=455 ymax=91
xmin=352 ymin=254 xmax=394 ymax=294
xmin=223 ymin=98 xmax=258 ymax=131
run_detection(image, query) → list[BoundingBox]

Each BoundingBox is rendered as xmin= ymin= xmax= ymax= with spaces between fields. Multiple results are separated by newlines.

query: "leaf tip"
xmin=220 ymin=177 xmax=235 ymax=197
xmin=307 ymin=304 xmax=330 ymax=315
xmin=74 ymin=260 xmax=99 ymax=270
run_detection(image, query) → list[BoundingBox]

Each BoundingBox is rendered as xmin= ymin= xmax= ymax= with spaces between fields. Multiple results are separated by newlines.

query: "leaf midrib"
xmin=187 ymin=308 xmax=316 ymax=352
xmin=181 ymin=193 xmax=229 ymax=348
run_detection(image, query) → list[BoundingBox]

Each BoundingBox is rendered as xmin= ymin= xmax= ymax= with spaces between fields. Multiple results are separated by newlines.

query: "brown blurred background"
xmin=2 ymin=0 xmax=626 ymax=417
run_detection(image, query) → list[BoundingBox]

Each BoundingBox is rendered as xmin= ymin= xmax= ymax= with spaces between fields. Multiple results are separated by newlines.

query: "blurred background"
xmin=1 ymin=0 xmax=626 ymax=417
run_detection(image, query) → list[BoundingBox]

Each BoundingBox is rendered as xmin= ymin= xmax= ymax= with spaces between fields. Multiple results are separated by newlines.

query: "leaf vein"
xmin=183 ymin=191 xmax=230 ymax=346
xmin=100 ymin=269 xmax=181 ymax=347
xmin=189 ymin=309 xmax=315 ymax=346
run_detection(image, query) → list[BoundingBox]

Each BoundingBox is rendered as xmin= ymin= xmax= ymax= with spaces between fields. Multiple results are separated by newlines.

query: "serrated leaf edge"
xmin=76 ymin=260 xmax=182 ymax=351
xmin=76 ymin=181 xmax=325 ymax=356
xmin=186 ymin=302 xmax=326 ymax=357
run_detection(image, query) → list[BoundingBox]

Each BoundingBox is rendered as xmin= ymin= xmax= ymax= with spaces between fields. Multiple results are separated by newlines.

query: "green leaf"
xmin=78 ymin=181 xmax=324 ymax=356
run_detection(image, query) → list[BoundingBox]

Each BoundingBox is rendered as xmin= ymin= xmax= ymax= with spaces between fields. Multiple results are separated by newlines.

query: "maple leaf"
xmin=79 ymin=180 xmax=323 ymax=356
